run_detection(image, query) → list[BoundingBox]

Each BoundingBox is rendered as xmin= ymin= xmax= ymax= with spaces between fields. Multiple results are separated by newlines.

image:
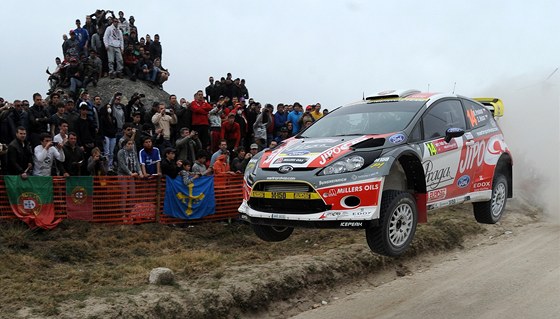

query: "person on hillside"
xmin=117 ymin=138 xmax=142 ymax=177
xmin=221 ymin=113 xmax=241 ymax=152
xmin=28 ymin=93 xmax=51 ymax=148
xmin=190 ymin=90 xmax=213 ymax=149
xmin=83 ymin=50 xmax=102 ymax=88
xmin=179 ymin=160 xmax=199 ymax=185
xmin=60 ymin=132 xmax=84 ymax=176
xmin=53 ymin=119 xmax=69 ymax=145
xmin=149 ymin=34 xmax=162 ymax=62
xmin=87 ymin=147 xmax=108 ymax=176
xmin=192 ymin=150 xmax=211 ymax=176
xmin=151 ymin=103 xmax=177 ymax=143
xmin=175 ymin=127 xmax=201 ymax=164
xmin=161 ymin=147 xmax=182 ymax=179
xmin=74 ymin=19 xmax=89 ymax=56
xmin=287 ymin=102 xmax=303 ymax=134
xmin=33 ymin=133 xmax=65 ymax=176
xmin=103 ymin=17 xmax=124 ymax=79
xmin=231 ymin=146 xmax=251 ymax=173
xmin=98 ymin=103 xmax=118 ymax=170
xmin=66 ymin=57 xmax=84 ymax=99
xmin=138 ymin=136 xmax=161 ymax=176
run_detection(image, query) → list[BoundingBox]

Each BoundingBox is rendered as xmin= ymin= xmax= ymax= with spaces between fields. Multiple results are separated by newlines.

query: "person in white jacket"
xmin=33 ymin=133 xmax=65 ymax=176
xmin=103 ymin=17 xmax=124 ymax=78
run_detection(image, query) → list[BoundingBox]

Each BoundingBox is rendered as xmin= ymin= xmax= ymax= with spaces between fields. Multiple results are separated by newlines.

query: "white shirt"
xmin=33 ymin=145 xmax=65 ymax=176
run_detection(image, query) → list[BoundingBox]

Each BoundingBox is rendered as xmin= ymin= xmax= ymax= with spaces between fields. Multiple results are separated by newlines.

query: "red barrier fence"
xmin=0 ymin=174 xmax=244 ymax=225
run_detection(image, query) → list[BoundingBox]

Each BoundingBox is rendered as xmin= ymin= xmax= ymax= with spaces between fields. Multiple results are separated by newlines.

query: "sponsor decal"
xmin=388 ymin=133 xmax=406 ymax=144
xmin=318 ymin=142 xmax=354 ymax=165
xmin=425 ymin=138 xmax=458 ymax=156
xmin=370 ymin=162 xmax=385 ymax=169
xmin=466 ymin=109 xmax=479 ymax=127
xmin=274 ymin=157 xmax=308 ymax=164
xmin=428 ymin=189 xmax=447 ymax=201
xmin=285 ymin=150 xmax=310 ymax=156
xmin=473 ymin=181 xmax=491 ymax=189
xmin=319 ymin=211 xmax=348 ymax=219
xmin=351 ymin=210 xmax=372 ymax=217
xmin=457 ymin=175 xmax=471 ymax=188
xmin=312 ymin=138 xmax=340 ymax=143
xmin=289 ymin=143 xmax=330 ymax=151
xmin=459 ymin=140 xmax=485 ymax=173
xmin=424 ymin=160 xmax=453 ymax=190
xmin=272 ymin=214 xmax=286 ymax=219
xmin=464 ymin=132 xmax=474 ymax=140
xmin=354 ymin=172 xmax=377 ymax=179
xmin=340 ymin=222 xmax=363 ymax=227
xmin=375 ymin=157 xmax=390 ymax=162
xmin=278 ymin=165 xmax=293 ymax=174
xmin=266 ymin=176 xmax=297 ymax=180
xmin=476 ymin=127 xmax=499 ymax=137
xmin=333 ymin=183 xmax=379 ymax=195
xmin=351 ymin=174 xmax=358 ymax=180
xmin=318 ymin=178 xmax=347 ymax=186
xmin=484 ymin=135 xmax=506 ymax=166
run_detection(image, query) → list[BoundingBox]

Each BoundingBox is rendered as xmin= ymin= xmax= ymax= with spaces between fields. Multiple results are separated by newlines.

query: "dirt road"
xmin=292 ymin=222 xmax=560 ymax=319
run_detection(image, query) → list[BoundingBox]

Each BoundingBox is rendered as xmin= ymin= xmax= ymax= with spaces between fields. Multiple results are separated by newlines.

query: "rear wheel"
xmin=473 ymin=174 xmax=508 ymax=224
xmin=252 ymin=224 xmax=294 ymax=242
xmin=366 ymin=190 xmax=418 ymax=257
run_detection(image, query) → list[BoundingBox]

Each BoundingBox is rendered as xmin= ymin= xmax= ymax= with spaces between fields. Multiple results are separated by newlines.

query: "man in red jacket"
xmin=220 ymin=113 xmax=241 ymax=152
xmin=189 ymin=90 xmax=212 ymax=149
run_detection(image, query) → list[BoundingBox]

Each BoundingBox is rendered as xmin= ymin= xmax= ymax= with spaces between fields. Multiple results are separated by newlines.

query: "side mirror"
xmin=444 ymin=127 xmax=464 ymax=143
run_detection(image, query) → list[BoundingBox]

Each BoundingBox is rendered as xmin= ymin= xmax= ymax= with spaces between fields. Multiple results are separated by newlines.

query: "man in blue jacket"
xmin=286 ymin=102 xmax=303 ymax=135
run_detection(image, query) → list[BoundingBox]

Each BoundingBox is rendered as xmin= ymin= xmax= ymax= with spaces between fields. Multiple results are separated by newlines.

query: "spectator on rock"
xmin=66 ymin=57 xmax=84 ymax=99
xmin=153 ymin=58 xmax=169 ymax=89
xmin=47 ymin=92 xmax=62 ymax=116
xmin=74 ymin=19 xmax=90 ymax=55
xmin=84 ymin=15 xmax=97 ymax=44
xmin=139 ymin=136 xmax=161 ymax=176
xmin=46 ymin=57 xmax=64 ymax=95
xmin=33 ymin=133 xmax=65 ymax=177
xmin=60 ymin=132 xmax=84 ymax=176
xmin=136 ymin=51 xmax=156 ymax=83
xmin=63 ymin=30 xmax=80 ymax=58
xmin=83 ymin=50 xmax=102 ymax=88
xmin=117 ymin=11 xmax=129 ymax=35
xmin=205 ymin=76 xmax=217 ymax=103
xmin=7 ymin=126 xmax=33 ymax=177
xmin=103 ymin=17 xmax=124 ymax=79
xmin=150 ymin=34 xmax=162 ymax=62
xmin=123 ymin=44 xmax=138 ymax=80
xmin=240 ymin=79 xmax=249 ymax=99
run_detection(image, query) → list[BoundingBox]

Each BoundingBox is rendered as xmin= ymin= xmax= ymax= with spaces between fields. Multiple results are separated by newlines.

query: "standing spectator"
xmin=179 ymin=160 xmax=199 ymax=185
xmin=103 ymin=17 xmax=124 ymax=79
xmin=175 ymin=127 xmax=201 ymax=164
xmin=7 ymin=127 xmax=33 ymax=177
xmin=138 ymin=136 xmax=161 ymax=176
xmin=213 ymin=153 xmax=234 ymax=175
xmin=151 ymin=103 xmax=177 ymax=144
xmin=74 ymin=19 xmax=89 ymax=56
xmin=84 ymin=15 xmax=97 ymax=45
xmin=253 ymin=107 xmax=270 ymax=145
xmin=28 ymin=93 xmax=50 ymax=147
xmin=205 ymin=76 xmax=217 ymax=103
xmin=117 ymin=11 xmax=129 ymax=35
xmin=149 ymin=34 xmax=162 ymax=62
xmin=117 ymin=139 xmax=142 ymax=177
xmin=240 ymin=79 xmax=249 ymax=99
xmin=60 ymin=132 xmax=84 ymax=176
xmin=111 ymin=93 xmax=126 ymax=140
xmin=63 ymin=30 xmax=80 ymax=58
xmin=190 ymin=90 xmax=212 ymax=149
xmin=64 ymin=99 xmax=79 ymax=133
xmin=220 ymin=113 xmax=241 ymax=152
xmin=192 ymin=151 xmax=211 ymax=176
xmin=210 ymin=140 xmax=229 ymax=167
xmin=87 ymin=147 xmax=108 ymax=176
xmin=231 ymin=146 xmax=251 ymax=173
xmin=53 ymin=119 xmax=69 ymax=145
xmin=274 ymin=103 xmax=287 ymax=136
xmin=175 ymin=100 xmax=192 ymax=136
xmin=287 ymin=102 xmax=303 ymax=134
xmin=50 ymin=103 xmax=67 ymax=136
xmin=98 ymin=103 xmax=118 ymax=170
xmin=74 ymin=102 xmax=97 ymax=162
xmin=208 ymin=102 xmax=224 ymax=153
xmin=311 ymin=103 xmax=323 ymax=121
xmin=33 ymin=133 xmax=65 ymax=176
xmin=161 ymin=147 xmax=182 ymax=179
xmin=249 ymin=143 xmax=259 ymax=156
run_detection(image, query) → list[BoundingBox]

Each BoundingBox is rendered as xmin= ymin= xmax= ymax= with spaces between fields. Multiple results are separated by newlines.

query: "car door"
xmin=419 ymin=99 xmax=468 ymax=203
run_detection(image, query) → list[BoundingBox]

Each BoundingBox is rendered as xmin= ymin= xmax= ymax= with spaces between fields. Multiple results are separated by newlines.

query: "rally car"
xmin=239 ymin=89 xmax=512 ymax=257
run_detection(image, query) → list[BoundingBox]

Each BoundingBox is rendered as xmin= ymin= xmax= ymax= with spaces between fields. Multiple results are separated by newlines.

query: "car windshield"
xmin=299 ymin=100 xmax=425 ymax=137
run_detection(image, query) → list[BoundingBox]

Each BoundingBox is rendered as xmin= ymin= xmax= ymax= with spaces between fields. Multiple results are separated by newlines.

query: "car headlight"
xmin=320 ymin=155 xmax=365 ymax=176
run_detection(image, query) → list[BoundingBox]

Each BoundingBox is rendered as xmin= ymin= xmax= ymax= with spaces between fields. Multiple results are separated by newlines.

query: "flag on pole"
xmin=4 ymin=176 xmax=62 ymax=230
xmin=163 ymin=175 xmax=215 ymax=219
xmin=66 ymin=176 xmax=93 ymax=221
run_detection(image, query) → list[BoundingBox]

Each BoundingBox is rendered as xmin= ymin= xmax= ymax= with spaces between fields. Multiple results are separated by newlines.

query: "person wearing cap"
xmin=250 ymin=143 xmax=259 ymax=156
xmin=161 ymin=147 xmax=182 ymax=179
xmin=103 ymin=17 xmax=124 ymax=79
xmin=275 ymin=126 xmax=290 ymax=143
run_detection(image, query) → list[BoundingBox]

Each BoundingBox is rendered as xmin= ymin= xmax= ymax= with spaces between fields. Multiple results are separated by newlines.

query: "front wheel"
xmin=366 ymin=190 xmax=418 ymax=257
xmin=252 ymin=224 xmax=294 ymax=242
xmin=473 ymin=174 xmax=508 ymax=224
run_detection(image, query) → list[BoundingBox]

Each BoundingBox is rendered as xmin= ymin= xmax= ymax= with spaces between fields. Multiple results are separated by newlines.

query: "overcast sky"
xmin=0 ymin=0 xmax=558 ymax=108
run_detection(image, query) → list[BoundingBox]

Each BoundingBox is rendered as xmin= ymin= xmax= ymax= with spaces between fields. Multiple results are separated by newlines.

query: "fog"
xmin=480 ymin=69 xmax=560 ymax=223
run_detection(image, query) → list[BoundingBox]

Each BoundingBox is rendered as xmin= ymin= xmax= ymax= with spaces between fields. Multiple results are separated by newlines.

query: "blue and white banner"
xmin=163 ymin=176 xmax=215 ymax=219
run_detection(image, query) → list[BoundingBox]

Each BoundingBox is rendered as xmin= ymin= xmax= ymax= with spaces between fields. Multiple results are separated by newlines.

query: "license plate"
xmin=251 ymin=191 xmax=319 ymax=200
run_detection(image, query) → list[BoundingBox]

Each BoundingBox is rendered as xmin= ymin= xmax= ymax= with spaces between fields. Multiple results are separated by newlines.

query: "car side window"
xmin=462 ymin=99 xmax=490 ymax=129
xmin=422 ymin=100 xmax=466 ymax=139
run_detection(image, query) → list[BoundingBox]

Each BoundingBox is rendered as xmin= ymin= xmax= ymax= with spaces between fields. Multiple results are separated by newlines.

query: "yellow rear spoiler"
xmin=473 ymin=97 xmax=504 ymax=117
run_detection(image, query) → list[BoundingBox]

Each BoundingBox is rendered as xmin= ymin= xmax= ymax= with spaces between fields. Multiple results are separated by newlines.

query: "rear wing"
xmin=473 ymin=97 xmax=504 ymax=118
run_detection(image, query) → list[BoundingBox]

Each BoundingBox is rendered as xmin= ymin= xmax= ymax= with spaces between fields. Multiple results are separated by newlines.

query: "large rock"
xmin=148 ymin=267 xmax=175 ymax=285
xmin=66 ymin=77 xmax=170 ymax=110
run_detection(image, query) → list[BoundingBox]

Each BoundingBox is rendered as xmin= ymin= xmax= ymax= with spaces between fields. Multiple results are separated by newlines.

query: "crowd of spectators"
xmin=47 ymin=9 xmax=169 ymax=100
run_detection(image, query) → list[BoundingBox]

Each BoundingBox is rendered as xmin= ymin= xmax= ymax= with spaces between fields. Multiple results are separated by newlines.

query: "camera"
xmin=99 ymin=155 xmax=107 ymax=161
xmin=165 ymin=109 xmax=171 ymax=114
xmin=52 ymin=141 xmax=59 ymax=147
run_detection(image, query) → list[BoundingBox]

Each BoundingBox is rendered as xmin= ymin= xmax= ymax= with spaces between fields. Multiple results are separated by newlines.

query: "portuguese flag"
xmin=4 ymin=176 xmax=62 ymax=230
xmin=65 ymin=176 xmax=93 ymax=221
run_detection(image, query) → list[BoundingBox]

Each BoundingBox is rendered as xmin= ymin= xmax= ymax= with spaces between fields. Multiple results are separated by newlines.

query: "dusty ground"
xmin=0 ymin=197 xmax=541 ymax=319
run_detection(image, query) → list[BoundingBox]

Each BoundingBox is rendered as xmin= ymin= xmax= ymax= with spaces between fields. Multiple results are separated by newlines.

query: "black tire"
xmin=473 ymin=174 xmax=508 ymax=224
xmin=252 ymin=224 xmax=294 ymax=242
xmin=365 ymin=190 xmax=418 ymax=257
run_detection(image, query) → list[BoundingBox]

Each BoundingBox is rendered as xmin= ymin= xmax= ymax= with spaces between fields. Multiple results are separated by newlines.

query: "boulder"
xmin=148 ymin=267 xmax=175 ymax=285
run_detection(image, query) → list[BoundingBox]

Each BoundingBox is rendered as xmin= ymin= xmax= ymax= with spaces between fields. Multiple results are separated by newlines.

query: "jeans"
xmin=104 ymin=136 xmax=116 ymax=168
xmin=107 ymin=46 xmax=123 ymax=74
xmin=70 ymin=77 xmax=83 ymax=95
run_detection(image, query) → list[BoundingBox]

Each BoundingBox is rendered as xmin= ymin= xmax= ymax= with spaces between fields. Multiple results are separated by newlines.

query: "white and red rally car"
xmin=239 ymin=89 xmax=512 ymax=257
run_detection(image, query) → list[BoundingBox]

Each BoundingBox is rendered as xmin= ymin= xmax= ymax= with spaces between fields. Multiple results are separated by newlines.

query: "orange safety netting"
xmin=0 ymin=174 xmax=244 ymax=225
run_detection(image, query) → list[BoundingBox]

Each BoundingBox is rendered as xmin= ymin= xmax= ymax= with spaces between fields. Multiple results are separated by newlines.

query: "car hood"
xmin=259 ymin=134 xmax=388 ymax=169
